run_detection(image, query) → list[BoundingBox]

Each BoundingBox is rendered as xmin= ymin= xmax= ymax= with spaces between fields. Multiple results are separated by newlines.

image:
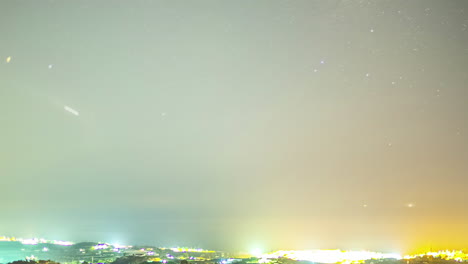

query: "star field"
xmin=1 ymin=0 xmax=467 ymax=253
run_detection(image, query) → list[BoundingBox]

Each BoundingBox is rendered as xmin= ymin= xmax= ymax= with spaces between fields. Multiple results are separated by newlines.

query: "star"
xmin=407 ymin=203 xmax=415 ymax=208
xmin=6 ymin=56 xmax=11 ymax=63
xmin=370 ymin=28 xmax=374 ymax=33
xmin=48 ymin=64 xmax=53 ymax=69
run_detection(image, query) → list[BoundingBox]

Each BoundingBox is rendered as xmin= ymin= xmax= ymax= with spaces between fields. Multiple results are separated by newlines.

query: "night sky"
xmin=1 ymin=0 xmax=468 ymax=254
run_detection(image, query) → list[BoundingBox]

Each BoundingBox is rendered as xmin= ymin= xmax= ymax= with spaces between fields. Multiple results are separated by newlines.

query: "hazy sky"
xmin=1 ymin=0 xmax=468 ymax=254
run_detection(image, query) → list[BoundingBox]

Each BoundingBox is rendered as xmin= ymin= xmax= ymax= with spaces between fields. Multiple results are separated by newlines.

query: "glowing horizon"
xmin=257 ymin=249 xmax=402 ymax=263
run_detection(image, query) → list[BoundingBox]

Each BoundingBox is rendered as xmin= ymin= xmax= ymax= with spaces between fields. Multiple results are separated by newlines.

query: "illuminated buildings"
xmin=257 ymin=250 xmax=402 ymax=264
xmin=1 ymin=235 xmax=468 ymax=264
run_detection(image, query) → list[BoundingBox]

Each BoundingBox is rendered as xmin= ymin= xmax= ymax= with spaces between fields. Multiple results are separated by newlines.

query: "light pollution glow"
xmin=0 ymin=236 xmax=74 ymax=246
xmin=257 ymin=250 xmax=468 ymax=263
xmin=167 ymin=247 xmax=216 ymax=253
xmin=258 ymin=250 xmax=402 ymax=264
xmin=3 ymin=235 xmax=468 ymax=263
xmin=404 ymin=250 xmax=468 ymax=262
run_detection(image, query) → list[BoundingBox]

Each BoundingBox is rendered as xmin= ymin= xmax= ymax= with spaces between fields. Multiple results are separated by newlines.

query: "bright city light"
xmin=251 ymin=248 xmax=264 ymax=257
xmin=405 ymin=250 xmax=468 ymax=262
xmin=93 ymin=244 xmax=109 ymax=250
xmin=258 ymin=250 xmax=402 ymax=263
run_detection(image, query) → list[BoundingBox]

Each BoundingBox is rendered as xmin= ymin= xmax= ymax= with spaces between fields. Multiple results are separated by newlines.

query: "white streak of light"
xmin=64 ymin=105 xmax=79 ymax=116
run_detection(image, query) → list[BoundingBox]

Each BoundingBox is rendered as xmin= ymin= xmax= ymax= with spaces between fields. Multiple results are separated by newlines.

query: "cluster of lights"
xmin=51 ymin=240 xmax=74 ymax=246
xmin=0 ymin=236 xmax=17 ymax=241
xmin=404 ymin=250 xmax=468 ymax=262
xmin=221 ymin=259 xmax=237 ymax=264
xmin=93 ymin=243 xmax=133 ymax=250
xmin=93 ymin=244 xmax=109 ymax=250
xmin=112 ymin=243 xmax=132 ymax=249
xmin=16 ymin=234 xmax=468 ymax=264
xmin=258 ymin=250 xmax=402 ymax=264
xmin=20 ymin=238 xmax=42 ymax=245
xmin=166 ymin=247 xmax=216 ymax=253
xmin=0 ymin=236 xmax=74 ymax=246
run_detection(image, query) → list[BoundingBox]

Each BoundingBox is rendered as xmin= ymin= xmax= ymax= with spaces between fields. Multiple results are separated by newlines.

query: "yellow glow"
xmin=404 ymin=250 xmax=468 ymax=261
xmin=259 ymin=250 xmax=401 ymax=264
xmin=251 ymin=248 xmax=264 ymax=257
xmin=165 ymin=247 xmax=215 ymax=253
xmin=6 ymin=56 xmax=11 ymax=63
